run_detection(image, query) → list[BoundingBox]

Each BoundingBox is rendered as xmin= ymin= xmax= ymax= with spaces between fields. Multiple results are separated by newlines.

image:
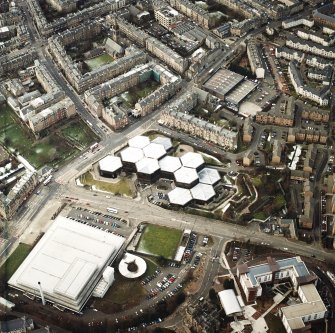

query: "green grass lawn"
xmin=0 ymin=243 xmax=31 ymax=284
xmin=0 ymin=105 xmax=87 ymax=168
xmin=142 ymin=257 xmax=158 ymax=278
xmin=136 ymin=224 xmax=182 ymax=259
xmin=79 ymin=171 xmax=135 ymax=197
xmin=120 ymin=80 xmax=160 ymax=108
xmin=84 ymin=53 xmax=114 ymax=71
xmin=94 ymin=272 xmax=147 ymax=313
xmin=252 ymin=176 xmax=263 ymax=187
xmin=60 ymin=119 xmax=98 ymax=148
xmin=253 ymin=211 xmax=267 ymax=220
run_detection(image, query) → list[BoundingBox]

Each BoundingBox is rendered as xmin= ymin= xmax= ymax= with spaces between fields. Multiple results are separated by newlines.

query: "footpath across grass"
xmin=136 ymin=224 xmax=182 ymax=259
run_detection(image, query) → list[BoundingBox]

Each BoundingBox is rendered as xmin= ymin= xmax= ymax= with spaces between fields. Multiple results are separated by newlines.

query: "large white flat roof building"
xmin=9 ymin=216 xmax=125 ymax=313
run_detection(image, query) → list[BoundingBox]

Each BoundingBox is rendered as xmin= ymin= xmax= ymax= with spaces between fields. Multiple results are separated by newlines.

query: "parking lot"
xmin=64 ymin=206 xmax=130 ymax=238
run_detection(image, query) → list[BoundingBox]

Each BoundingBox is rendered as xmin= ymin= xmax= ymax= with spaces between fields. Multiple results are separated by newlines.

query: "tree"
xmin=223 ymin=279 xmax=235 ymax=290
xmin=209 ymin=288 xmax=217 ymax=302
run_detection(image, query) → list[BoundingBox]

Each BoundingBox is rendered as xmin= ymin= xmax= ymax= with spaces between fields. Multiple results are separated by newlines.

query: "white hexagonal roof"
xmin=159 ymin=156 xmax=181 ymax=173
xmin=142 ymin=143 xmax=166 ymax=160
xmin=198 ymin=167 xmax=221 ymax=185
xmin=168 ymin=187 xmax=193 ymax=206
xmin=120 ymin=147 xmax=144 ymax=164
xmin=190 ymin=183 xmax=215 ymax=201
xmin=98 ymin=155 xmax=122 ymax=173
xmin=152 ymin=136 xmax=173 ymax=151
xmin=128 ymin=135 xmax=150 ymax=149
xmin=136 ymin=157 xmax=160 ymax=175
xmin=180 ymin=152 xmax=204 ymax=169
xmin=174 ymin=166 xmax=199 ymax=184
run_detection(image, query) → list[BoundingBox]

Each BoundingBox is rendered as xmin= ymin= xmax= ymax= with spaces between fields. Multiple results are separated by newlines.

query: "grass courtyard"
xmin=84 ymin=53 xmax=114 ymax=71
xmin=136 ymin=224 xmax=183 ymax=259
xmin=79 ymin=171 xmax=135 ymax=197
xmin=0 ymin=243 xmax=31 ymax=291
xmin=60 ymin=119 xmax=98 ymax=148
xmin=120 ymin=80 xmax=160 ymax=108
xmin=0 ymin=104 xmax=96 ymax=169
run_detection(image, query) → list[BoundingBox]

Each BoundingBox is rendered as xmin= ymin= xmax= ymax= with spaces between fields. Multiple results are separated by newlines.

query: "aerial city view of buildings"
xmin=0 ymin=0 xmax=335 ymax=332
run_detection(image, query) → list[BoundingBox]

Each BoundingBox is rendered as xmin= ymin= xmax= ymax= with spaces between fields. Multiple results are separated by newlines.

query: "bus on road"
xmin=90 ymin=142 xmax=98 ymax=152
xmin=107 ymin=207 xmax=118 ymax=214
xmin=43 ymin=175 xmax=52 ymax=186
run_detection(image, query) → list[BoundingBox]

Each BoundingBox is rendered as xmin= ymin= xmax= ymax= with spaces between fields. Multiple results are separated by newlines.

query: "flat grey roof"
xmin=190 ymin=183 xmax=215 ymax=201
xmin=142 ymin=143 xmax=166 ymax=160
xmin=159 ymin=156 xmax=181 ymax=173
xmin=203 ymin=69 xmax=244 ymax=98
xmin=198 ymin=167 xmax=220 ymax=185
xmin=225 ymin=80 xmax=257 ymax=105
xmin=8 ymin=216 xmax=125 ymax=312
xmin=168 ymin=187 xmax=193 ymax=206
xmin=174 ymin=166 xmax=199 ymax=184
xmin=98 ymin=155 xmax=123 ymax=173
xmin=246 ymin=257 xmax=310 ymax=286
xmin=128 ymin=135 xmax=150 ymax=149
xmin=180 ymin=152 xmax=204 ymax=169
xmin=136 ymin=157 xmax=160 ymax=175
xmin=120 ymin=147 xmax=144 ymax=164
xmin=152 ymin=136 xmax=173 ymax=151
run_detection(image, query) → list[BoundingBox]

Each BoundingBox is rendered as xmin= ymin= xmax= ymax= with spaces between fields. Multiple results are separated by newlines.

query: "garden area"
xmin=0 ymin=105 xmax=96 ymax=169
xmin=120 ymin=80 xmax=160 ymax=108
xmin=136 ymin=224 xmax=183 ymax=259
xmin=79 ymin=171 xmax=136 ymax=197
xmin=60 ymin=119 xmax=98 ymax=148
xmin=84 ymin=53 xmax=114 ymax=71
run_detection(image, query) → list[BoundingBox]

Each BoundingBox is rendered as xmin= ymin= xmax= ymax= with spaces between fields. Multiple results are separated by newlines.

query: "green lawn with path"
xmin=61 ymin=119 xmax=98 ymax=148
xmin=79 ymin=171 xmax=135 ymax=197
xmin=136 ymin=224 xmax=182 ymax=259
xmin=85 ymin=53 xmax=114 ymax=71
xmin=120 ymin=80 xmax=160 ymax=108
xmin=0 ymin=104 xmax=96 ymax=168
